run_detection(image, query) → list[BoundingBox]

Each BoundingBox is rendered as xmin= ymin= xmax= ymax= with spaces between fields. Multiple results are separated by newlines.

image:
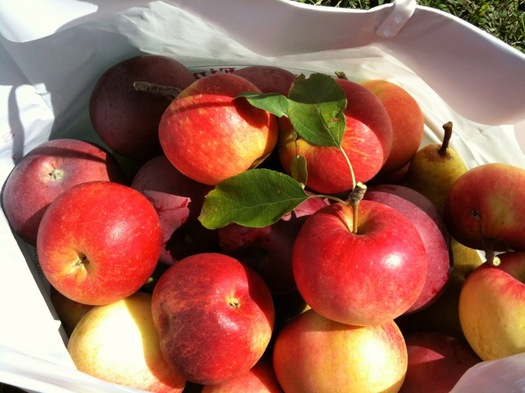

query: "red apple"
xmin=361 ymin=79 xmax=425 ymax=175
xmin=278 ymin=78 xmax=393 ymax=194
xmin=365 ymin=186 xmax=452 ymax=313
xmin=232 ymin=65 xmax=295 ymax=96
xmin=131 ymin=154 xmax=219 ymax=264
xmin=158 ymin=73 xmax=278 ymax=186
xmin=292 ymin=200 xmax=428 ymax=326
xmin=2 ymin=138 xmax=126 ymax=246
xmin=37 ymin=181 xmax=162 ymax=306
xmin=399 ymin=331 xmax=481 ymax=393
xmin=217 ymin=196 xmax=329 ymax=294
xmin=151 ymin=252 xmax=275 ymax=385
xmin=89 ymin=54 xmax=196 ymax=161
xmin=458 ymin=251 xmax=525 ymax=360
xmin=201 ymin=354 xmax=283 ymax=393
xmin=444 ymin=163 xmax=525 ymax=253
xmin=273 ymin=309 xmax=407 ymax=393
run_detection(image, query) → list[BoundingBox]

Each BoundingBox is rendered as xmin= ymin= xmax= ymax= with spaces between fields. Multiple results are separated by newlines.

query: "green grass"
xmin=294 ymin=0 xmax=525 ymax=53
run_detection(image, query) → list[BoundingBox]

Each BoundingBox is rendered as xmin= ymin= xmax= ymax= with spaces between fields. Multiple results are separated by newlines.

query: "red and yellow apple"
xmin=37 ymin=180 xmax=162 ymax=305
xmin=151 ymin=252 xmax=275 ymax=385
xmin=292 ymin=200 xmax=428 ymax=326
xmin=444 ymin=163 xmax=525 ymax=252
xmin=159 ymin=73 xmax=278 ymax=186
xmin=273 ymin=309 xmax=407 ymax=393
xmin=458 ymin=251 xmax=525 ymax=360
xmin=67 ymin=292 xmax=186 ymax=392
xmin=2 ymin=138 xmax=125 ymax=246
xmin=278 ymin=78 xmax=393 ymax=194
xmin=361 ymin=79 xmax=424 ymax=176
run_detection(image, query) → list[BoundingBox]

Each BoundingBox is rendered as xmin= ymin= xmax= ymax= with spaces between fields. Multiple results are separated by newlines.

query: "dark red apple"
xmin=151 ymin=252 xmax=275 ymax=385
xmin=217 ymin=196 xmax=329 ymax=294
xmin=399 ymin=331 xmax=481 ymax=393
xmin=37 ymin=181 xmax=162 ymax=306
xmin=232 ymin=65 xmax=295 ymax=96
xmin=365 ymin=186 xmax=452 ymax=313
xmin=2 ymin=138 xmax=126 ymax=246
xmin=89 ymin=54 xmax=196 ymax=161
xmin=292 ymin=200 xmax=428 ymax=326
xmin=131 ymin=154 xmax=219 ymax=264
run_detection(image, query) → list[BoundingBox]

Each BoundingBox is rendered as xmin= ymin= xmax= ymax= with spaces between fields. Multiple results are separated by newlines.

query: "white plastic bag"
xmin=1 ymin=1 xmax=524 ymax=392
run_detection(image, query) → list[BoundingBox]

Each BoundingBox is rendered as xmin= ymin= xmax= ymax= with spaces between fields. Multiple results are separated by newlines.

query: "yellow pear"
xmin=450 ymin=236 xmax=484 ymax=278
xmin=404 ymin=121 xmax=468 ymax=217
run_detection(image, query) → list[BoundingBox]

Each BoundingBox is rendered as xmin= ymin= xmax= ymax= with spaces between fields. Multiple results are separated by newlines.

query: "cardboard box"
xmin=1 ymin=1 xmax=524 ymax=391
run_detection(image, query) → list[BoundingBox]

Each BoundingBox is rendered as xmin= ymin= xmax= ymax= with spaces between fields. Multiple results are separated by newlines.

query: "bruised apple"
xmin=89 ymin=54 xmax=196 ymax=161
xmin=67 ymin=292 xmax=186 ymax=392
xmin=2 ymin=138 xmax=125 ymax=246
xmin=37 ymin=181 xmax=162 ymax=306
xmin=293 ymin=200 xmax=428 ymax=326
xmin=159 ymin=73 xmax=278 ymax=185
xmin=278 ymin=78 xmax=392 ymax=194
xmin=273 ymin=309 xmax=407 ymax=393
xmin=151 ymin=253 xmax=275 ymax=385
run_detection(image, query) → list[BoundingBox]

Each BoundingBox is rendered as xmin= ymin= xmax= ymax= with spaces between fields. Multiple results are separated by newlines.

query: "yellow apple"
xmin=459 ymin=251 xmax=525 ymax=360
xmin=67 ymin=292 xmax=186 ymax=392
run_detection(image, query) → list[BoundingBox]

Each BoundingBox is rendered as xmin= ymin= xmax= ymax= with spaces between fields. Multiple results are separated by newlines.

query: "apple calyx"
xmin=48 ymin=168 xmax=64 ymax=181
xmin=438 ymin=121 xmax=453 ymax=156
xmin=133 ymin=81 xmax=181 ymax=100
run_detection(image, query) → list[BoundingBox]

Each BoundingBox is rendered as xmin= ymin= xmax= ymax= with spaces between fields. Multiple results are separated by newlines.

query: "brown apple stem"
xmin=334 ymin=71 xmax=348 ymax=80
xmin=439 ymin=121 xmax=453 ymax=155
xmin=349 ymin=182 xmax=367 ymax=234
xmin=470 ymin=209 xmax=500 ymax=266
xmin=133 ymin=81 xmax=181 ymax=100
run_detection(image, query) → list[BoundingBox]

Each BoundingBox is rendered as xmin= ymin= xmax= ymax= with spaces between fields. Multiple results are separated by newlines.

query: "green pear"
xmin=450 ymin=236 xmax=484 ymax=278
xmin=404 ymin=121 xmax=468 ymax=217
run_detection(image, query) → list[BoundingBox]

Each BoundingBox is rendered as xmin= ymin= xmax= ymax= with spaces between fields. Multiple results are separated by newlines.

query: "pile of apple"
xmin=3 ymin=54 xmax=525 ymax=393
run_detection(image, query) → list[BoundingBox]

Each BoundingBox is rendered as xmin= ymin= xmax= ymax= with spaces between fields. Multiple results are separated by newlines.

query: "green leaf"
xmin=236 ymin=92 xmax=289 ymax=117
xmin=198 ymin=168 xmax=311 ymax=229
xmin=287 ymin=73 xmax=347 ymax=147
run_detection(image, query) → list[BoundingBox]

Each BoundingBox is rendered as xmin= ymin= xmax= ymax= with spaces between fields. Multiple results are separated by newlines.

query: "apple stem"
xmin=349 ymin=182 xmax=367 ymax=234
xmin=470 ymin=209 xmax=501 ymax=266
xmin=334 ymin=71 xmax=348 ymax=80
xmin=439 ymin=121 xmax=453 ymax=155
xmin=339 ymin=146 xmax=357 ymax=192
xmin=133 ymin=81 xmax=181 ymax=100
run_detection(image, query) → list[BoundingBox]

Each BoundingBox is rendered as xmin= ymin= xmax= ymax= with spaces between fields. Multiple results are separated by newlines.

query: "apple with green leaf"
xmin=159 ymin=73 xmax=278 ymax=186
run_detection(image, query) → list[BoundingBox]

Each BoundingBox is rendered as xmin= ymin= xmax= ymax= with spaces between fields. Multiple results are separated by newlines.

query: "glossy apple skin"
xmin=151 ymin=253 xmax=275 ymax=385
xmin=131 ymin=154 xmax=219 ymax=264
xmin=217 ymin=197 xmax=329 ymax=294
xmin=37 ymin=181 xmax=162 ymax=306
xmin=278 ymin=78 xmax=392 ymax=194
xmin=159 ymin=73 xmax=278 ymax=186
xmin=293 ymin=200 xmax=428 ymax=326
xmin=445 ymin=163 xmax=525 ymax=252
xmin=2 ymin=138 xmax=126 ymax=246
xmin=365 ymin=187 xmax=451 ymax=313
xmin=67 ymin=292 xmax=186 ymax=393
xmin=459 ymin=251 xmax=525 ymax=360
xmin=89 ymin=54 xmax=196 ymax=161
xmin=273 ymin=309 xmax=407 ymax=393
xmin=399 ymin=331 xmax=481 ymax=393
xmin=201 ymin=354 xmax=283 ymax=393
xmin=361 ymin=80 xmax=424 ymax=175
xmin=232 ymin=65 xmax=295 ymax=96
